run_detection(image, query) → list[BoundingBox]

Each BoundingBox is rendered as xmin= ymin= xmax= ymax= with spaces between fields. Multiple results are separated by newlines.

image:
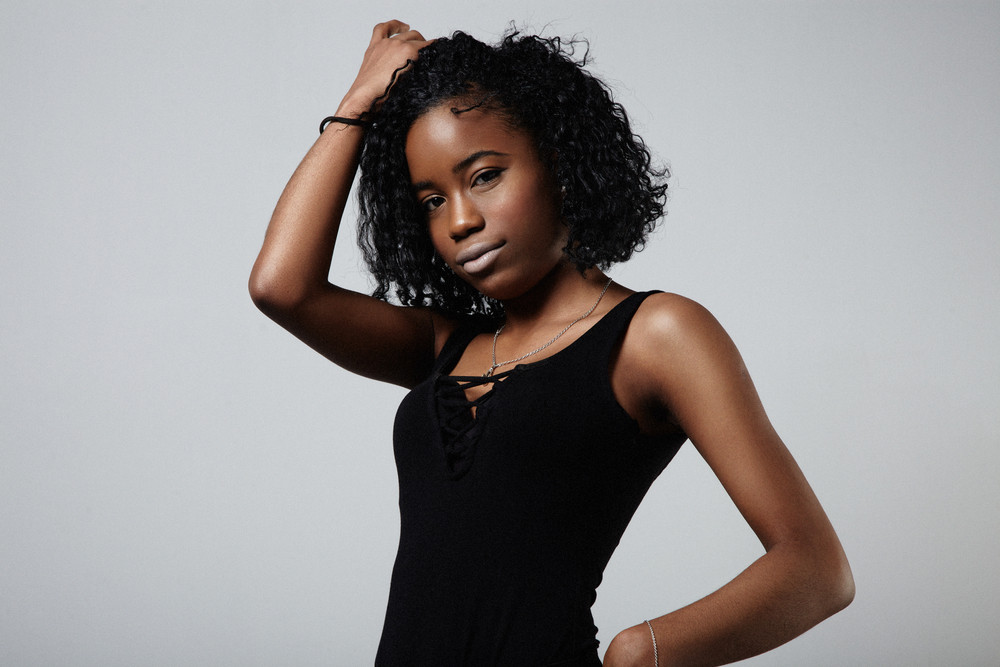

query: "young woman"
xmin=250 ymin=20 xmax=854 ymax=667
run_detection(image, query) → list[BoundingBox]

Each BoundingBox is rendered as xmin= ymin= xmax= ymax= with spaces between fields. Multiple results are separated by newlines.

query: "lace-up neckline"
xmin=433 ymin=369 xmax=512 ymax=478
xmin=428 ymin=292 xmax=642 ymax=479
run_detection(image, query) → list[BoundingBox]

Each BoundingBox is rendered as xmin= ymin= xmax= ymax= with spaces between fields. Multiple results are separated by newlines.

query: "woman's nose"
xmin=449 ymin=198 xmax=485 ymax=240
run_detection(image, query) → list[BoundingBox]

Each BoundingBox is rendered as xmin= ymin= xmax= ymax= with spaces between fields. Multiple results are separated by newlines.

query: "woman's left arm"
xmin=604 ymin=293 xmax=854 ymax=667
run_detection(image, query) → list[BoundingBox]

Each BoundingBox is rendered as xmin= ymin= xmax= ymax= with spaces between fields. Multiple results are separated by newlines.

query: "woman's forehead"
xmin=404 ymin=105 xmax=531 ymax=169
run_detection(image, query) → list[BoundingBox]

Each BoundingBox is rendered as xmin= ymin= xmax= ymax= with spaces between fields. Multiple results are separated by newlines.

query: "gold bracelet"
xmin=644 ymin=620 xmax=659 ymax=667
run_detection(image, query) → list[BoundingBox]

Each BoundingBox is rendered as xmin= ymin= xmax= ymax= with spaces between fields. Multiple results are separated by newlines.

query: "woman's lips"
xmin=458 ymin=241 xmax=505 ymax=274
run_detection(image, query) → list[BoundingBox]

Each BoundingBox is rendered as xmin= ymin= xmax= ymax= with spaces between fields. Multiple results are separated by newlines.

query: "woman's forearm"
xmin=250 ymin=21 xmax=428 ymax=317
xmin=605 ymin=535 xmax=854 ymax=666
xmin=248 ymin=103 xmax=365 ymax=316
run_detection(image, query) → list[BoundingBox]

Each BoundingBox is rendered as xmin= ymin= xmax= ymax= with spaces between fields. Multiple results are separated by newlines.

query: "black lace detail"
xmin=433 ymin=372 xmax=508 ymax=479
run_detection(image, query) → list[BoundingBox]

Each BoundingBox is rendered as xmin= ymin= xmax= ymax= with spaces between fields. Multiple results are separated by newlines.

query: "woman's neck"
xmin=498 ymin=263 xmax=611 ymax=332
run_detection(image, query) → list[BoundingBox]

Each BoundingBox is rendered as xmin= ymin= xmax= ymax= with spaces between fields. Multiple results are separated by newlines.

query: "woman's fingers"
xmin=391 ymin=29 xmax=427 ymax=43
xmin=372 ymin=20 xmax=409 ymax=42
xmin=340 ymin=21 xmax=433 ymax=115
xmin=371 ymin=21 xmax=429 ymax=45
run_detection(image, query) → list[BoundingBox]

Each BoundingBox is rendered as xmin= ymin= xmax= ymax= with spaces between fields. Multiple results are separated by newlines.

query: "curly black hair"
xmin=357 ymin=30 xmax=668 ymax=317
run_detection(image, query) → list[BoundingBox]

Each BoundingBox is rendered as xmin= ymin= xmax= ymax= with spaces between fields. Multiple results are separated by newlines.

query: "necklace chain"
xmin=484 ymin=278 xmax=613 ymax=378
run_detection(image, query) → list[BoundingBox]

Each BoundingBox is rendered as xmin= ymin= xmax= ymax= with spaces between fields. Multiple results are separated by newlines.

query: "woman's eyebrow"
xmin=452 ymin=150 xmax=508 ymax=174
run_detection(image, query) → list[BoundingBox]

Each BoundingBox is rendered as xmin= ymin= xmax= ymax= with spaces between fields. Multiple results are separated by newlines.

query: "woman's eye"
xmin=473 ymin=169 xmax=502 ymax=186
xmin=422 ymin=196 xmax=445 ymax=212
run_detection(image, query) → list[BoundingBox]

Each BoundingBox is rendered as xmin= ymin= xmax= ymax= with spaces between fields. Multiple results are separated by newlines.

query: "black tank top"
xmin=375 ymin=291 xmax=683 ymax=666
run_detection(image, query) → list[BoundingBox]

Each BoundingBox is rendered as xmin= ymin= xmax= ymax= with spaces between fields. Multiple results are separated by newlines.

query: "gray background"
xmin=3 ymin=1 xmax=998 ymax=664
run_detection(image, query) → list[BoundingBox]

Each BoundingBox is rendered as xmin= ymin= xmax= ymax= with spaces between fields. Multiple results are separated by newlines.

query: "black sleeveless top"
xmin=375 ymin=291 xmax=683 ymax=666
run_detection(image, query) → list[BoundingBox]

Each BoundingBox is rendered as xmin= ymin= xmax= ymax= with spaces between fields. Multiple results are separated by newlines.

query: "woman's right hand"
xmin=338 ymin=20 xmax=433 ymax=117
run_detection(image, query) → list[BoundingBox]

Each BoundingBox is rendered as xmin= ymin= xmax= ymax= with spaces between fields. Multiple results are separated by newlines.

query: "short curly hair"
xmin=357 ymin=30 xmax=668 ymax=317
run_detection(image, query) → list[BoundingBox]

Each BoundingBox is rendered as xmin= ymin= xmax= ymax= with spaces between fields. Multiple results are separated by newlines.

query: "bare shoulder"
xmin=614 ymin=292 xmax=746 ymax=433
xmin=623 ymin=292 xmax=733 ymax=359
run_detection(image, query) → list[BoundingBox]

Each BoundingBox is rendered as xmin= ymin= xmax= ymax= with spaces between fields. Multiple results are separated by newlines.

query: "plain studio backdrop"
xmin=2 ymin=1 xmax=997 ymax=665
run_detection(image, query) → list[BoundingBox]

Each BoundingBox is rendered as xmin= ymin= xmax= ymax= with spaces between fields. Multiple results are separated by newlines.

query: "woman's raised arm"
xmin=249 ymin=21 xmax=447 ymax=388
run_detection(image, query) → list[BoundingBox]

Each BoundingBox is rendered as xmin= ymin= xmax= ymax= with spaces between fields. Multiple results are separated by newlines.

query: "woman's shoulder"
xmin=620 ymin=291 xmax=739 ymax=384
xmin=614 ymin=290 xmax=745 ymax=432
xmin=628 ymin=291 xmax=726 ymax=343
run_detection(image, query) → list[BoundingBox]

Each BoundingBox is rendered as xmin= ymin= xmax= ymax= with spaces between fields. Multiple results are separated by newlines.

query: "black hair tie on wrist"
xmin=319 ymin=115 xmax=370 ymax=133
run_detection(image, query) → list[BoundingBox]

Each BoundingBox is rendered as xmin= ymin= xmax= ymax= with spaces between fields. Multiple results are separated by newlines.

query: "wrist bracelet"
xmin=644 ymin=620 xmax=659 ymax=667
xmin=319 ymin=115 xmax=370 ymax=133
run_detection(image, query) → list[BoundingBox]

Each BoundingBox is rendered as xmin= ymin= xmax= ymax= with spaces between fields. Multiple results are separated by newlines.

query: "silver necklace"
xmin=484 ymin=278 xmax=613 ymax=378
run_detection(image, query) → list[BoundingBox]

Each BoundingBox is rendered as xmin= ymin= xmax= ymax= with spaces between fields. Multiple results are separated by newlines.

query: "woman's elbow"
xmin=781 ymin=533 xmax=855 ymax=622
xmin=812 ymin=540 xmax=855 ymax=618
xmin=825 ymin=552 xmax=856 ymax=615
xmin=248 ymin=264 xmax=308 ymax=318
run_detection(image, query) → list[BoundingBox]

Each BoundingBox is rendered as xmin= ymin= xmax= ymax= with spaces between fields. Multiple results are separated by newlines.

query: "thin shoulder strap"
xmin=572 ymin=290 xmax=662 ymax=360
xmin=432 ymin=316 xmax=494 ymax=374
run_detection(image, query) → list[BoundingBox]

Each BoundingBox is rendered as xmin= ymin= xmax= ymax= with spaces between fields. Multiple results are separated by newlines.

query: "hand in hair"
xmin=339 ymin=20 xmax=433 ymax=118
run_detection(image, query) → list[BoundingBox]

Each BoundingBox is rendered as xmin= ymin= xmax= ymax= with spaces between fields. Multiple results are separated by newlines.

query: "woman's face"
xmin=405 ymin=103 xmax=567 ymax=301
